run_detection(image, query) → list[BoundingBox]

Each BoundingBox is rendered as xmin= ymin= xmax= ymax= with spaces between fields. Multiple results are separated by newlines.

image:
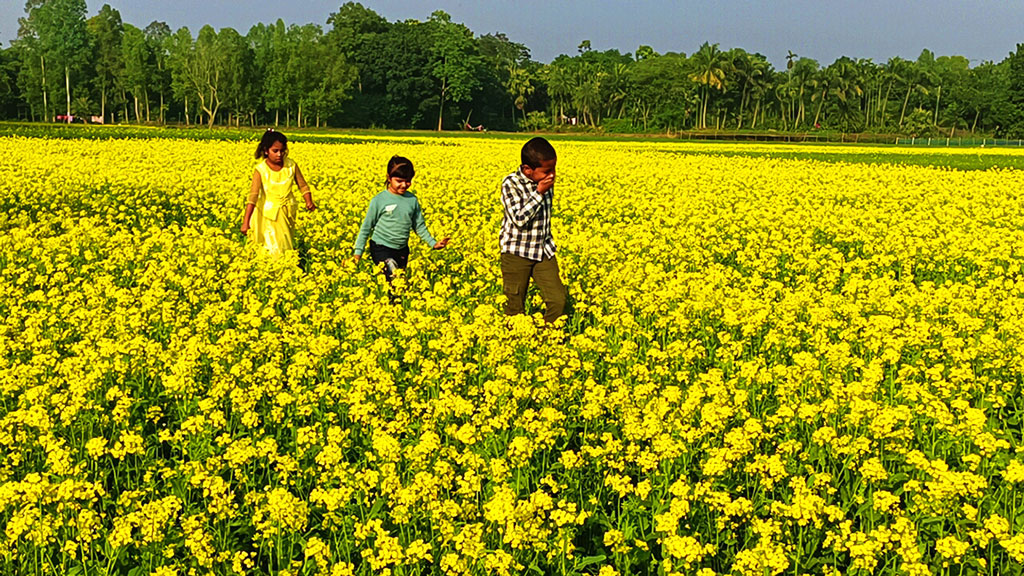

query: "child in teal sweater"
xmin=353 ymin=156 xmax=449 ymax=286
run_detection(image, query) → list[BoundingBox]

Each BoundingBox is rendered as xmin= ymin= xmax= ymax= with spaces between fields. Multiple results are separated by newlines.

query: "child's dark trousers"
xmin=500 ymin=252 xmax=566 ymax=323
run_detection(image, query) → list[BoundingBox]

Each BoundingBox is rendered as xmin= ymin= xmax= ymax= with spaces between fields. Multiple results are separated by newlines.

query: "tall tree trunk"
xmin=298 ymin=101 xmax=302 ymax=128
xmin=145 ymin=90 xmax=150 ymax=123
xmin=882 ymin=81 xmax=894 ymax=126
xmin=160 ymin=92 xmax=164 ymax=124
xmin=813 ymin=90 xmax=826 ymax=127
xmin=134 ymin=95 xmax=140 ymax=123
xmin=101 ymin=86 xmax=106 ymax=124
xmin=875 ymin=82 xmax=884 ymax=125
xmin=971 ymin=109 xmax=980 ymax=133
xmin=40 ymin=56 xmax=48 ymax=121
xmin=899 ymin=86 xmax=912 ymax=127
xmin=752 ymin=99 xmax=761 ymax=128
xmin=933 ymin=84 xmax=941 ymax=125
xmin=184 ymin=95 xmax=189 ymax=126
xmin=737 ymin=84 xmax=749 ymax=129
xmin=798 ymin=86 xmax=805 ymax=126
xmin=437 ymin=86 xmax=446 ymax=131
xmin=275 ymin=109 xmax=279 ymax=126
xmin=65 ymin=65 xmax=71 ymax=121
xmin=700 ymin=87 xmax=707 ymax=129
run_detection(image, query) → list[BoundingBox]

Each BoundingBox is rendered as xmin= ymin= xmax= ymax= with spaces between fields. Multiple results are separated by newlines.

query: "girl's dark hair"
xmin=386 ymin=155 xmax=415 ymax=181
xmin=255 ymin=129 xmax=288 ymax=159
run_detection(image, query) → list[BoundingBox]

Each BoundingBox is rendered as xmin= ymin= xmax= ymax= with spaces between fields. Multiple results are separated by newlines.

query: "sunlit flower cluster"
xmin=1 ymin=131 xmax=1024 ymax=575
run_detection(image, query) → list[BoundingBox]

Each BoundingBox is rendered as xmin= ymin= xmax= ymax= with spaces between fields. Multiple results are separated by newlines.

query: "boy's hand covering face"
xmin=524 ymin=158 xmax=557 ymax=194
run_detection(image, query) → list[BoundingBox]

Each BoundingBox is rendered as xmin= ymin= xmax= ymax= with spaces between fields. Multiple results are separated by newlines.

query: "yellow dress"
xmin=248 ymin=157 xmax=299 ymax=255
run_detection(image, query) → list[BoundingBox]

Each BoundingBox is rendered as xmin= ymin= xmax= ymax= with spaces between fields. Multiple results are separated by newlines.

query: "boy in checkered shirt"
xmin=499 ymin=137 xmax=566 ymax=323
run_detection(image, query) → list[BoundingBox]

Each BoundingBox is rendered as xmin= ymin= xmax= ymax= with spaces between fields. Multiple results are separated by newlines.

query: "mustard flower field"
xmin=2 ymin=131 xmax=1024 ymax=576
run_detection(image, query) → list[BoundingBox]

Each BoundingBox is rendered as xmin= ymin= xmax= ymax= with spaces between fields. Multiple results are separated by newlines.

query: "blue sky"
xmin=1 ymin=0 xmax=1020 ymax=68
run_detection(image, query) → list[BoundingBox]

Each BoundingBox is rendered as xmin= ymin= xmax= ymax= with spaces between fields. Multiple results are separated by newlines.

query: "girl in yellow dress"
xmin=240 ymin=130 xmax=316 ymax=255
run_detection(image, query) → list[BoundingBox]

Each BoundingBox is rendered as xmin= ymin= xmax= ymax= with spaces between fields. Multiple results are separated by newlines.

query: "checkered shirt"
xmin=499 ymin=168 xmax=556 ymax=261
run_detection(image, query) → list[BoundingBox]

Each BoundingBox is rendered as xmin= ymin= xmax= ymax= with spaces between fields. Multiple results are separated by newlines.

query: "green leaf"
xmin=368 ymin=496 xmax=386 ymax=516
xmin=575 ymin=555 xmax=607 ymax=570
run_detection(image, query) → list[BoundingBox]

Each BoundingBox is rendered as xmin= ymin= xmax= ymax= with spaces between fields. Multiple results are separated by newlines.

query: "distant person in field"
xmin=352 ymin=155 xmax=450 ymax=301
xmin=499 ymin=137 xmax=566 ymax=323
xmin=241 ymin=129 xmax=316 ymax=255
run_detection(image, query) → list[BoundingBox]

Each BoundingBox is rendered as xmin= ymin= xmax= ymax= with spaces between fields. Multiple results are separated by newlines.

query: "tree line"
xmin=1 ymin=0 xmax=1023 ymax=137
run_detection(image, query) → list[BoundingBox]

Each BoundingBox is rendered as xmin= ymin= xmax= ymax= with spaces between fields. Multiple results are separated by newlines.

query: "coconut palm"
xmin=895 ymin=58 xmax=928 ymax=128
xmin=544 ymin=62 xmax=572 ymax=124
xmin=783 ymin=57 xmax=818 ymax=128
xmin=730 ymin=49 xmax=767 ymax=129
xmin=828 ymin=56 xmax=864 ymax=131
xmin=506 ymin=64 xmax=533 ymax=124
xmin=689 ymin=42 xmax=728 ymax=129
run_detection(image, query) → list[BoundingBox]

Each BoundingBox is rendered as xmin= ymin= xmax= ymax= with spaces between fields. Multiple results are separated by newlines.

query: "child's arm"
xmin=241 ymin=170 xmax=261 ymax=234
xmin=502 ymin=176 xmax=546 ymax=229
xmin=294 ymin=164 xmax=316 ymax=211
xmin=352 ymin=197 xmax=379 ymax=261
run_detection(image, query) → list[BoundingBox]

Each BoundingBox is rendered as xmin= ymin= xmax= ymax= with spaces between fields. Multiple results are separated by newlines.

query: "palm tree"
xmin=544 ymin=63 xmax=572 ymax=124
xmin=748 ymin=65 xmax=773 ymax=129
xmin=915 ymin=49 xmax=942 ymax=126
xmin=896 ymin=59 xmax=928 ymax=128
xmin=775 ymin=82 xmax=790 ymax=130
xmin=790 ymin=58 xmax=819 ymax=127
xmin=506 ymin=64 xmax=534 ymax=124
xmin=878 ymin=57 xmax=904 ymax=128
xmin=828 ymin=57 xmax=864 ymax=131
xmin=810 ymin=66 xmax=833 ymax=127
xmin=607 ymin=62 xmax=631 ymax=119
xmin=574 ymin=66 xmax=605 ymax=125
xmin=689 ymin=42 xmax=728 ymax=129
xmin=855 ymin=59 xmax=881 ymax=128
xmin=785 ymin=50 xmax=797 ymax=126
xmin=730 ymin=49 xmax=764 ymax=129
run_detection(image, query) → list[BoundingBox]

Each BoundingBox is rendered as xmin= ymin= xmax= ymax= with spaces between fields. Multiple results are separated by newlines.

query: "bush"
xmin=518 ymin=111 xmax=550 ymax=132
xmin=601 ymin=118 xmax=636 ymax=134
xmin=901 ymin=108 xmax=940 ymax=138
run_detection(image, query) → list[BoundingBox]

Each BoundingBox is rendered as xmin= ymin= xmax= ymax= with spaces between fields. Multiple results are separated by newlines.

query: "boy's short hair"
xmin=521 ymin=137 xmax=556 ymax=168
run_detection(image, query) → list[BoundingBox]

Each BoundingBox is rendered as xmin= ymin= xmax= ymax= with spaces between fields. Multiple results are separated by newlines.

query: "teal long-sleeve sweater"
xmin=353 ymin=190 xmax=437 ymax=255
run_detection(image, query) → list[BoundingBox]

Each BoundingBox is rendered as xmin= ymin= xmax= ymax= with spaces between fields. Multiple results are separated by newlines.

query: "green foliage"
xmin=18 ymin=0 xmax=90 ymax=120
xmin=0 ymin=2 xmax=1020 ymax=135
xmin=599 ymin=118 xmax=635 ymax=133
xmin=1002 ymin=43 xmax=1024 ymax=138
xmin=518 ymin=110 xmax=549 ymax=132
xmin=902 ymin=108 xmax=941 ymax=138
xmin=427 ymin=10 xmax=482 ymax=130
xmin=85 ymin=4 xmax=123 ymax=122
